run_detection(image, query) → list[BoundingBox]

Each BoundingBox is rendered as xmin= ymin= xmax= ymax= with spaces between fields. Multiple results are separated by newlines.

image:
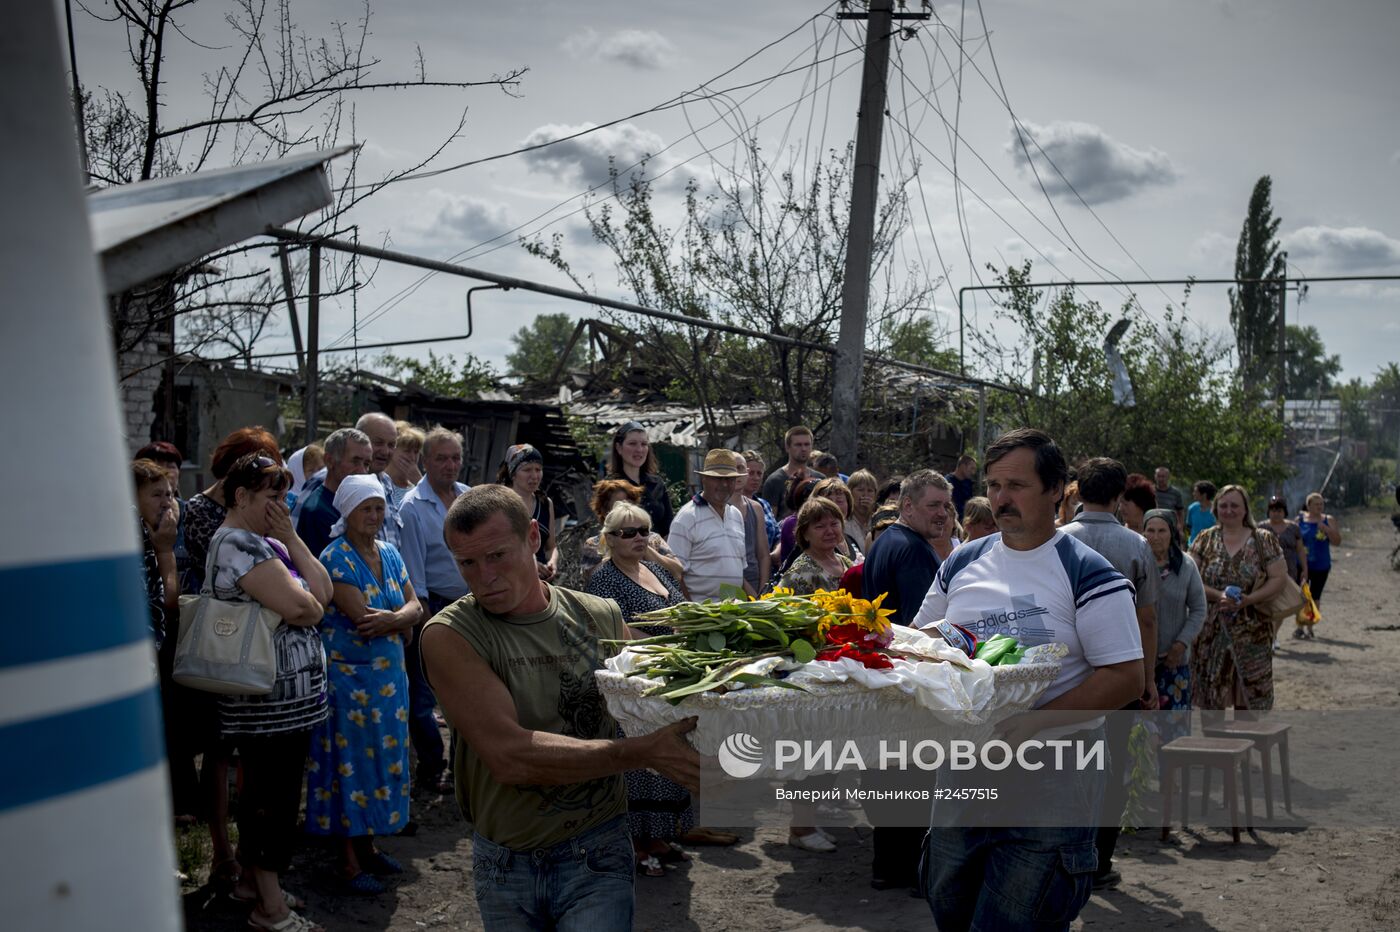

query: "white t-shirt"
xmin=667 ymin=497 xmax=747 ymax=601
xmin=912 ymin=530 xmax=1142 ymax=707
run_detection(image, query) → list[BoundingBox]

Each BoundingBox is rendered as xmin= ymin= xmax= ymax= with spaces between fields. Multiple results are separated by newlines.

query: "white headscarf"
xmin=330 ymin=474 xmax=386 ymax=538
xmin=288 ymin=447 xmax=309 ymax=498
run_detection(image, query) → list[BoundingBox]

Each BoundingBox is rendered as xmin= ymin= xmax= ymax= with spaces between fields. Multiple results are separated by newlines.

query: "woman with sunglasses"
xmin=584 ymin=502 xmax=695 ymax=876
xmin=210 ymin=454 xmax=334 ymax=932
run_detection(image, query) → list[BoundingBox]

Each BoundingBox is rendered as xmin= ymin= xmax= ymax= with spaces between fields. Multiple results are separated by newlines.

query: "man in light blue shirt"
xmin=397 ymin=427 xmax=468 ymax=792
xmin=357 ymin=412 xmax=405 ymax=549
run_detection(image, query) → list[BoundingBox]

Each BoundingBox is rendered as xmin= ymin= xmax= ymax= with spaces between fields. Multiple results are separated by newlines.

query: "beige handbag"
xmin=1251 ymin=531 xmax=1306 ymax=623
xmin=172 ymin=538 xmax=281 ymax=695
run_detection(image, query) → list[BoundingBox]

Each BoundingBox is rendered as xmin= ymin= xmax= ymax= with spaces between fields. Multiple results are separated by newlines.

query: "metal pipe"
xmin=265 ymin=227 xmax=1030 ymax=396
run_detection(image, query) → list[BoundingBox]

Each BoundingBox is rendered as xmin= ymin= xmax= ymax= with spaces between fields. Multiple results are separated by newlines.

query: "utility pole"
xmin=277 ymin=245 xmax=306 ymax=376
xmin=1276 ymin=278 xmax=1287 ymax=495
xmin=831 ymin=1 xmax=928 ymax=472
xmin=305 ymin=244 xmax=320 ymax=445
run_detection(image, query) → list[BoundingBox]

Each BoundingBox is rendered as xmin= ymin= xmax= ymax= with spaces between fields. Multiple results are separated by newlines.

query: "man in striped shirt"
xmin=912 ymin=429 xmax=1142 ymax=932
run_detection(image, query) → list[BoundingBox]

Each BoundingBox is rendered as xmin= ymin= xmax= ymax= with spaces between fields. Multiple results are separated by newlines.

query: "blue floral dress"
xmin=306 ymin=537 xmax=412 ymax=837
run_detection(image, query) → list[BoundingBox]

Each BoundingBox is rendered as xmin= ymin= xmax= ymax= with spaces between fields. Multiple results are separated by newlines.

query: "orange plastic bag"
xmin=1297 ymin=581 xmax=1322 ymax=627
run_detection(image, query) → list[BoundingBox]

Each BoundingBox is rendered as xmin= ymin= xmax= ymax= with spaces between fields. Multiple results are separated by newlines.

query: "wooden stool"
xmin=1159 ymin=737 xmax=1255 ymax=843
xmin=1202 ymin=720 xmax=1293 ymax=819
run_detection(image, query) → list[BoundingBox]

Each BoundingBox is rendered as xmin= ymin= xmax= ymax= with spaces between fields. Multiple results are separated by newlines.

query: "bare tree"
xmin=79 ymin=0 xmax=526 ymax=363
xmin=525 ymin=141 xmax=938 ymax=449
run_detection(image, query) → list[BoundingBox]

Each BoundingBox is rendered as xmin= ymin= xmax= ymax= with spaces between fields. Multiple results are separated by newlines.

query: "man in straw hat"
xmin=667 ymin=449 xmax=753 ymax=601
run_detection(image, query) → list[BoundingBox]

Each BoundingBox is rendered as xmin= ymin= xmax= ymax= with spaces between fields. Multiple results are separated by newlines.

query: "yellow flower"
xmin=341 ymin=815 xmax=352 ymax=829
xmin=330 ymin=650 xmax=345 ymax=661
xmin=395 ymin=708 xmax=409 ymax=723
xmin=316 ymin=816 xmax=330 ymax=830
xmin=401 ymin=784 xmax=411 ymax=797
xmin=370 ymin=709 xmax=383 ymax=724
xmin=337 ymin=664 xmax=353 ymax=675
xmin=347 ymin=710 xmax=367 ymax=728
xmin=307 ymin=760 xmax=320 ymax=773
xmin=335 ymin=733 xmax=349 ymax=749
xmin=761 ymin=586 xmax=794 ymax=600
xmin=365 ymin=746 xmax=376 ymax=759
xmin=350 ymin=790 xmax=369 ymax=808
xmin=388 ymin=761 xmax=403 ymax=776
xmin=319 ymin=736 xmax=331 ymax=752
xmin=389 ymin=811 xmax=400 ymax=825
xmin=378 ymin=682 xmax=397 ymax=698
xmin=382 ymin=735 xmax=399 ymax=749
xmin=373 ymin=657 xmax=391 ymax=671
xmin=374 ymin=786 xmax=391 ymax=801
xmin=851 ymin=591 xmax=895 ymax=631
xmin=315 ymin=788 xmax=332 ymax=802
xmin=351 ymin=689 xmax=370 ymax=707
xmin=337 ymin=762 xmax=354 ymax=777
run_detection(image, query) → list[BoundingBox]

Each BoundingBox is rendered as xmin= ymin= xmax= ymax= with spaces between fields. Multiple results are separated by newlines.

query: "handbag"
xmin=172 ymin=531 xmax=282 ymax=695
xmin=1297 ymin=581 xmax=1322 ymax=627
xmin=1250 ymin=530 xmax=1306 ymax=623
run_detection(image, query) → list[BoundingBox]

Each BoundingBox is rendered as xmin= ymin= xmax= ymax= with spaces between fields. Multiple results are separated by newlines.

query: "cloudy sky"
xmin=72 ymin=0 xmax=1400 ymax=383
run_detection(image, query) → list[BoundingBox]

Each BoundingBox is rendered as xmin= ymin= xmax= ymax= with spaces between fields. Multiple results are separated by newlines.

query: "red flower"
xmin=815 ymin=643 xmax=894 ymax=670
xmin=824 ymin=622 xmax=887 ymax=648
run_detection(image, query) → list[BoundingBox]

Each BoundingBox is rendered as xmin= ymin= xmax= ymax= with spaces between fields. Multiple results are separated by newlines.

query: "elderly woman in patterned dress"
xmin=584 ymin=501 xmax=697 ymax=876
xmin=306 ymin=475 xmax=423 ymax=894
xmin=1189 ymin=484 xmax=1287 ymax=715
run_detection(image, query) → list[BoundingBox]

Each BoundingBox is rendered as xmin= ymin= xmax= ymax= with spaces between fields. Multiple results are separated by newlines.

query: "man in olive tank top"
xmin=421 ymin=485 xmax=699 ymax=931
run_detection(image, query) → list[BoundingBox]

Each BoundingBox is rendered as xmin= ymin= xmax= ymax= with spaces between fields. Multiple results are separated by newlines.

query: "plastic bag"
xmin=1297 ymin=581 xmax=1322 ymax=627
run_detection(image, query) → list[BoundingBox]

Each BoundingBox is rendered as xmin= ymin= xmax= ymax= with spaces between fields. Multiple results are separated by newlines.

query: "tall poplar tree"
xmin=1229 ymin=176 xmax=1288 ymax=391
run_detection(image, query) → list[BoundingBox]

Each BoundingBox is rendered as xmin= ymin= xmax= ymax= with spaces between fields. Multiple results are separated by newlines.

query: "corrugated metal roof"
xmin=87 ymin=146 xmax=354 ymax=292
xmin=564 ymin=400 xmax=770 ymax=448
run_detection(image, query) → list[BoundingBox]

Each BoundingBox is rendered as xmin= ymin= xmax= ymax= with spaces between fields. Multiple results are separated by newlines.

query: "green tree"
xmin=882 ymin=314 xmax=961 ymax=371
xmin=1228 ymin=176 xmax=1288 ymax=391
xmin=979 ymin=262 xmax=1284 ymax=492
xmin=525 ymin=143 xmax=937 ymax=451
xmin=375 ymin=350 xmax=498 ymax=399
xmin=505 ymin=313 xmax=587 ymax=385
xmin=1283 ymin=324 xmax=1341 ymax=397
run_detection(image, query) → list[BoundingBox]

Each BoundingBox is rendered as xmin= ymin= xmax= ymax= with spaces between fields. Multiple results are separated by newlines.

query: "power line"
xmin=322 ymin=26 xmax=867 ymax=351
xmin=346 ymin=3 xmax=843 ymax=189
xmin=936 ymin=2 xmax=1188 ymax=324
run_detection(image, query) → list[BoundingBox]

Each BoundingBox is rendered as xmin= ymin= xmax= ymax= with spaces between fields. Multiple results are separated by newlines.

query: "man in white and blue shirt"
xmin=396 ymin=427 xmax=468 ymax=791
xmin=668 ymin=449 xmax=750 ymax=601
xmin=912 ymin=429 xmax=1142 ymax=932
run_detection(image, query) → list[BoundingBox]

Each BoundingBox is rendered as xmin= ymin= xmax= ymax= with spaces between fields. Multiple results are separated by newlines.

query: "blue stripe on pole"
xmin=0 ymin=687 xmax=165 ymax=814
xmin=1 ymin=553 xmax=151 ymax=669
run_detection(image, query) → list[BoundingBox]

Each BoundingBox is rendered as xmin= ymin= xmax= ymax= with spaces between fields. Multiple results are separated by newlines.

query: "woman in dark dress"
xmin=606 ymin=420 xmax=675 ymax=537
xmin=496 ymin=443 xmax=559 ymax=581
xmin=584 ymin=501 xmax=696 ymax=875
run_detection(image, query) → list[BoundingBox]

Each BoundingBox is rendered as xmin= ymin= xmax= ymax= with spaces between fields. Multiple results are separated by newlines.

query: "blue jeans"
xmin=472 ymin=816 xmax=634 ymax=932
xmin=921 ymin=727 xmax=1107 ymax=931
xmin=406 ymin=613 xmax=446 ymax=783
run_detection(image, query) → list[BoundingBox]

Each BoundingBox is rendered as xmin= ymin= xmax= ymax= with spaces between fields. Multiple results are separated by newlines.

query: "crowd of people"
xmin=128 ymin=417 xmax=1343 ymax=931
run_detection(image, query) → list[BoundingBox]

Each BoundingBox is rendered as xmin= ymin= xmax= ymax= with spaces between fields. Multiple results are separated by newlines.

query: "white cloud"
xmin=1007 ymin=120 xmax=1178 ymax=205
xmin=563 ymin=28 xmax=677 ymax=70
xmin=419 ymin=192 xmax=511 ymax=244
xmin=518 ymin=122 xmax=667 ymax=188
xmin=1283 ymin=225 xmax=1400 ymax=272
xmin=1189 ymin=231 xmax=1237 ymax=266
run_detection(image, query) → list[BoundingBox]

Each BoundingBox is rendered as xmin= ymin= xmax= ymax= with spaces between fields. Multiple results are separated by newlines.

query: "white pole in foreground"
xmin=0 ymin=5 xmax=181 ymax=930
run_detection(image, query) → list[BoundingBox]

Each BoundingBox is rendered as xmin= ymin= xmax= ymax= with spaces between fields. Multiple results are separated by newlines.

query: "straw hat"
xmin=696 ymin=448 xmax=743 ymax=477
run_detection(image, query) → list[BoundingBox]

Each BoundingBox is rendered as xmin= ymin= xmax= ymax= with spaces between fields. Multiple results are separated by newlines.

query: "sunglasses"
xmin=253 ymin=455 xmax=278 ymax=469
xmin=607 ymin=526 xmax=650 ymax=539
